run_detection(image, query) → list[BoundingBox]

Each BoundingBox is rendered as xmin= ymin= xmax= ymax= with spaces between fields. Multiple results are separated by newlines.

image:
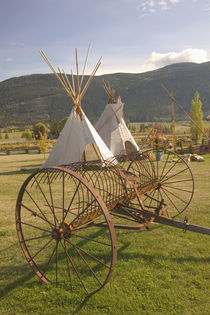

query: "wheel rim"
xmin=127 ymin=150 xmax=194 ymax=218
xmin=16 ymin=167 xmax=117 ymax=295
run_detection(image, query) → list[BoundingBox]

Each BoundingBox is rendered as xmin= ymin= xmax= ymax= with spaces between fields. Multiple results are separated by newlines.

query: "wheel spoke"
xmin=161 ymin=186 xmax=188 ymax=204
xmin=161 ymin=167 xmax=190 ymax=184
xmin=18 ymin=221 xmax=51 ymax=233
xmin=60 ymin=241 xmax=89 ymax=294
xmin=163 ymin=178 xmax=192 ymax=185
xmin=64 ymin=238 xmax=110 ymax=269
xmin=66 ymin=238 xmax=103 ymax=286
xmin=160 ymin=156 xmax=182 ymax=181
xmin=30 ymin=238 xmax=53 ymax=260
xmin=162 ymin=183 xmax=192 ymax=194
xmin=72 ymin=233 xmax=112 ymax=247
xmin=63 ymin=240 xmax=73 ymax=291
xmin=24 ymin=191 xmax=55 ymax=228
xmin=160 ymin=151 xmax=170 ymax=180
xmin=56 ymin=241 xmax=58 ymax=287
xmin=33 ymin=177 xmax=58 ymax=224
xmin=42 ymin=240 xmax=59 ymax=275
xmin=20 ymin=203 xmax=54 ymax=228
xmin=21 ymin=234 xmax=51 ymax=243
xmin=47 ymin=173 xmax=59 ymax=226
xmin=161 ymin=187 xmax=181 ymax=214
xmin=62 ymin=181 xmax=81 ymax=223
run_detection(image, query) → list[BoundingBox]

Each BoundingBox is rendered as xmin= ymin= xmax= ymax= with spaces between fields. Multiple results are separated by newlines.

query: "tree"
xmin=38 ymin=134 xmax=48 ymax=157
xmin=58 ymin=117 xmax=68 ymax=134
xmin=48 ymin=121 xmax=59 ymax=139
xmin=190 ymin=91 xmax=204 ymax=143
xmin=22 ymin=129 xmax=33 ymax=140
xmin=33 ymin=122 xmax=48 ymax=140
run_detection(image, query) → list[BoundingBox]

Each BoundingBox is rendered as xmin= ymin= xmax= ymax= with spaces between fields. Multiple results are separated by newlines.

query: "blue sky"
xmin=0 ymin=0 xmax=210 ymax=82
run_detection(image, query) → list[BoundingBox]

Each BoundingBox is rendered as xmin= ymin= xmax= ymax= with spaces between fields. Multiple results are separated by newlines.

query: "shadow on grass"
xmin=0 ymin=227 xmax=116 ymax=299
xmin=0 ymin=167 xmax=40 ymax=176
xmin=71 ymin=296 xmax=91 ymax=314
xmin=116 ymin=249 xmax=210 ymax=263
xmin=0 ymin=264 xmax=35 ymax=298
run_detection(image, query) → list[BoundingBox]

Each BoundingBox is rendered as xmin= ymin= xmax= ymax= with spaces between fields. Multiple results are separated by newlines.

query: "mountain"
xmin=0 ymin=62 xmax=210 ymax=127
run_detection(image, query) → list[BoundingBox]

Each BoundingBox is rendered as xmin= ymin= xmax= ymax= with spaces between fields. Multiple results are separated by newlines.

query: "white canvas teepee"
xmin=39 ymin=47 xmax=115 ymax=168
xmin=95 ymin=82 xmax=139 ymax=156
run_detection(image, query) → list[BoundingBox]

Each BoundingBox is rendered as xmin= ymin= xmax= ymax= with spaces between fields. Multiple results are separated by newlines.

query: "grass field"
xmin=0 ymin=153 xmax=210 ymax=314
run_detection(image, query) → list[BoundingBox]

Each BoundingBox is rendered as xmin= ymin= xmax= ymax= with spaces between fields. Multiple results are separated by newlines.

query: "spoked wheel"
xmin=127 ymin=150 xmax=194 ymax=218
xmin=16 ymin=167 xmax=117 ymax=296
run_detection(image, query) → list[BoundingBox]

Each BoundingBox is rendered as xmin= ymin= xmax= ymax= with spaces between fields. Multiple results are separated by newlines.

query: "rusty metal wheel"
xmin=127 ymin=150 xmax=194 ymax=218
xmin=16 ymin=167 xmax=117 ymax=295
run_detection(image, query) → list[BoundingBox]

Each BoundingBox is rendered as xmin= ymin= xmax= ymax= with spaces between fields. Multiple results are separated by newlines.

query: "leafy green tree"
xmin=33 ymin=122 xmax=48 ymax=140
xmin=21 ymin=129 xmax=33 ymax=141
xmin=49 ymin=121 xmax=59 ymax=139
xmin=38 ymin=134 xmax=48 ymax=157
xmin=190 ymin=91 xmax=204 ymax=142
xmin=58 ymin=117 xmax=68 ymax=134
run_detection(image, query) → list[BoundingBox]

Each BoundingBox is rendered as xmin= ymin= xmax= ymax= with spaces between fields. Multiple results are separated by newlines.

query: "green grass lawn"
xmin=0 ymin=153 xmax=210 ymax=314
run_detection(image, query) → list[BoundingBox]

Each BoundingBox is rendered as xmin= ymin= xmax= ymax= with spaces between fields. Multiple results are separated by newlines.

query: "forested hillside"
xmin=0 ymin=61 xmax=210 ymax=127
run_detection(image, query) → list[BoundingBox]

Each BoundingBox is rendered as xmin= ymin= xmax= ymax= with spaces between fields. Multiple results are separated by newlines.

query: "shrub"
xmin=22 ymin=129 xmax=33 ymax=141
xmin=33 ymin=122 xmax=48 ymax=140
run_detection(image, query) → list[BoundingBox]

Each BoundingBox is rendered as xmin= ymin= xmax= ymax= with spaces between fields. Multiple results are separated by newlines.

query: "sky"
xmin=0 ymin=0 xmax=210 ymax=82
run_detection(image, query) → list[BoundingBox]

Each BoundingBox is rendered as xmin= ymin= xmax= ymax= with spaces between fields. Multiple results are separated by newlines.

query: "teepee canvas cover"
xmin=95 ymin=83 xmax=139 ymax=156
xmin=42 ymin=108 xmax=114 ymax=167
xmin=39 ymin=47 xmax=115 ymax=168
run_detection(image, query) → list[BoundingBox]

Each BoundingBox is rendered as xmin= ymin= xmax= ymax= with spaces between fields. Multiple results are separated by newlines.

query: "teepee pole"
xmin=57 ymin=67 xmax=76 ymax=103
xmin=40 ymin=47 xmax=102 ymax=120
xmin=75 ymin=48 xmax=81 ymax=96
xmin=58 ymin=67 xmax=76 ymax=99
xmin=39 ymin=51 xmax=74 ymax=103
xmin=62 ymin=68 xmax=75 ymax=97
xmin=80 ymin=57 xmax=102 ymax=100
xmin=57 ymin=67 xmax=70 ymax=91
xmin=103 ymin=80 xmax=109 ymax=95
xmin=71 ymin=69 xmax=76 ymax=95
xmin=80 ymin=44 xmax=91 ymax=90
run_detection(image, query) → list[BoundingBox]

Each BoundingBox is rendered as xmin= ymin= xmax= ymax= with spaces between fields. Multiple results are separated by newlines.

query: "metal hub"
xmin=51 ymin=222 xmax=73 ymax=240
xmin=51 ymin=228 xmax=61 ymax=240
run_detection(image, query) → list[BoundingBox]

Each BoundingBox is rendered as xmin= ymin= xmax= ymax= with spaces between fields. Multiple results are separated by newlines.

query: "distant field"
xmin=129 ymin=121 xmax=210 ymax=134
xmin=0 ymin=153 xmax=209 ymax=314
xmin=0 ymin=131 xmax=23 ymax=143
xmin=1 ymin=121 xmax=210 ymax=145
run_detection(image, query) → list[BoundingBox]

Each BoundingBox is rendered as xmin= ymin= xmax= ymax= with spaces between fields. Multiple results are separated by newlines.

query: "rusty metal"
xmin=16 ymin=149 xmax=210 ymax=296
xmin=16 ymin=167 xmax=117 ymax=295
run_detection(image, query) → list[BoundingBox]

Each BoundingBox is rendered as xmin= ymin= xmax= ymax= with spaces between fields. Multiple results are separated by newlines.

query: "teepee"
xmin=95 ymin=82 xmax=139 ymax=156
xmin=39 ymin=47 xmax=115 ymax=168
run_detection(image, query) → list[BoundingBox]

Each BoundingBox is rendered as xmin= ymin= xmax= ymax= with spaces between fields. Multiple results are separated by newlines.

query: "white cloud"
xmin=159 ymin=0 xmax=168 ymax=10
xmin=137 ymin=0 xmax=183 ymax=15
xmin=144 ymin=48 xmax=209 ymax=69
xmin=6 ymin=58 xmax=13 ymax=62
xmin=169 ymin=0 xmax=183 ymax=4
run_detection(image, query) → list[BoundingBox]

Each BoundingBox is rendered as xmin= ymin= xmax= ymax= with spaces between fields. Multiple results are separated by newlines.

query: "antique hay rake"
xmin=16 ymin=150 xmax=210 ymax=295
